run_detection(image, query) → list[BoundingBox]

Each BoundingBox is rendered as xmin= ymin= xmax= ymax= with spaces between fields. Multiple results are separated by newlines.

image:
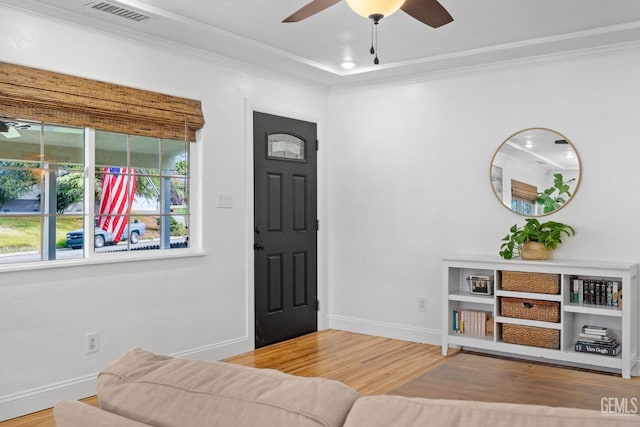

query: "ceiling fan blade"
xmin=283 ymin=0 xmax=342 ymax=22
xmin=401 ymin=0 xmax=453 ymax=28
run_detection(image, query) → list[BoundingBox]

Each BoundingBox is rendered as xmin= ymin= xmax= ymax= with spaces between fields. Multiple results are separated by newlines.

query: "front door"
xmin=253 ymin=111 xmax=318 ymax=348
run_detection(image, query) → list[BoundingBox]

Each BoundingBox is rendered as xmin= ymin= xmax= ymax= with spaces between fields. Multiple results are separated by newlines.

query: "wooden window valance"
xmin=0 ymin=61 xmax=204 ymax=141
xmin=511 ymin=179 xmax=538 ymax=203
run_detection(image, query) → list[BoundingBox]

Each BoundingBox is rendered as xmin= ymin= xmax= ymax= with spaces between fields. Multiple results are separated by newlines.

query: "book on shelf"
xmin=575 ymin=341 xmax=621 ymax=357
xmin=452 ymin=310 xmax=491 ymax=337
xmin=581 ymin=325 xmax=611 ymax=337
xmin=577 ymin=334 xmax=616 ymax=345
xmin=571 ymin=278 xmax=580 ymax=303
xmin=578 ymin=331 xmax=613 ymax=340
xmin=572 ymin=278 xmax=621 ymax=308
xmin=576 ymin=278 xmax=583 ymax=304
xmin=578 ymin=325 xmax=618 ymax=348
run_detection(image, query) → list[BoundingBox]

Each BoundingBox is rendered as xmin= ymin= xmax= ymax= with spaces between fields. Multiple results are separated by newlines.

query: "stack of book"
xmin=570 ymin=278 xmax=621 ymax=307
xmin=452 ymin=310 xmax=491 ymax=337
xmin=575 ymin=325 xmax=621 ymax=356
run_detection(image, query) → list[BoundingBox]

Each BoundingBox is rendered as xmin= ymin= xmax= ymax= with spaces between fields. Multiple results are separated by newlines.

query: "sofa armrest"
xmin=54 ymin=400 xmax=151 ymax=427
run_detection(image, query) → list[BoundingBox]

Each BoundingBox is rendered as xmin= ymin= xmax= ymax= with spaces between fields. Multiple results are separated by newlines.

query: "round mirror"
xmin=490 ymin=128 xmax=581 ymax=216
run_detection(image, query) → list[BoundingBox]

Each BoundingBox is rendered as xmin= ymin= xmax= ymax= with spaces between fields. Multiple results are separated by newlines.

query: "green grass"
xmin=0 ymin=217 xmax=83 ymax=254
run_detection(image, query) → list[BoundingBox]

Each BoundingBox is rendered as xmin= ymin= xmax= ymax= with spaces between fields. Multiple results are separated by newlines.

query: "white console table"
xmin=442 ymin=256 xmax=638 ymax=378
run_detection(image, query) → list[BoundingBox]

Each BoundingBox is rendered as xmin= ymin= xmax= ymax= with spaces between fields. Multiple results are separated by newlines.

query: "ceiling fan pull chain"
xmin=369 ymin=19 xmax=375 ymax=55
xmin=373 ymin=19 xmax=379 ymax=65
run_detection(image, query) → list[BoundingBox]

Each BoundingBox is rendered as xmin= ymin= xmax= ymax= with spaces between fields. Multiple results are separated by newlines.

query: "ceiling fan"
xmin=0 ymin=121 xmax=30 ymax=139
xmin=283 ymin=0 xmax=453 ymax=65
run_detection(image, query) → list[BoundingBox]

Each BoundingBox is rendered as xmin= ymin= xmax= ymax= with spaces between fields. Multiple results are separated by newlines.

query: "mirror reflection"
xmin=491 ymin=128 xmax=581 ymax=216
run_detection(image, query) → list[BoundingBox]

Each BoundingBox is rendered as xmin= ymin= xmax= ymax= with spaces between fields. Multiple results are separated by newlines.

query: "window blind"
xmin=511 ymin=179 xmax=538 ymax=203
xmin=0 ymin=61 xmax=204 ymax=141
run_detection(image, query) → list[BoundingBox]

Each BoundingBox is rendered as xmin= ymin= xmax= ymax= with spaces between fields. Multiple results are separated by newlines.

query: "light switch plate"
xmin=217 ymin=192 xmax=233 ymax=208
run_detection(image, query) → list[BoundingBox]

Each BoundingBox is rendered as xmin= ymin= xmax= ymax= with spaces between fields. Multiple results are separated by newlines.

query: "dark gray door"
xmin=253 ymin=111 xmax=317 ymax=348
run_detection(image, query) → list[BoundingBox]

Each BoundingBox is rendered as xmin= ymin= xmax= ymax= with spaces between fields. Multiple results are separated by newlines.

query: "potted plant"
xmin=499 ymin=218 xmax=575 ymax=260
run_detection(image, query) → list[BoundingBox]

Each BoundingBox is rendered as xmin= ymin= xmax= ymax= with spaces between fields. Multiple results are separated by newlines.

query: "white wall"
xmin=0 ymin=5 xmax=328 ymax=421
xmin=327 ymin=48 xmax=640 ymax=343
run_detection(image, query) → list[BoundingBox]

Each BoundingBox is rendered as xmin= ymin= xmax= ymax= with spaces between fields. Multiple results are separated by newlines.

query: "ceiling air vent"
xmin=85 ymin=1 xmax=151 ymax=22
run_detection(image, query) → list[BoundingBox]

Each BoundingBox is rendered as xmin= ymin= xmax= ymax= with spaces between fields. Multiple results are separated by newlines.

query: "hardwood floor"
xmin=391 ymin=351 xmax=640 ymax=411
xmin=2 ymin=330 xmax=638 ymax=426
xmin=1 ymin=330 xmax=452 ymax=426
xmin=0 ymin=397 xmax=98 ymax=427
xmin=224 ymin=329 xmax=455 ymax=395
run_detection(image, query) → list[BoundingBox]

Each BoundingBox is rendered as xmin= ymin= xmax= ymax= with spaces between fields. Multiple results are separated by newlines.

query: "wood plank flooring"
xmin=390 ymin=351 xmax=640 ymax=411
xmin=0 ymin=397 xmax=98 ymax=427
xmin=2 ymin=329 xmax=638 ymax=426
xmin=224 ymin=329 xmax=455 ymax=395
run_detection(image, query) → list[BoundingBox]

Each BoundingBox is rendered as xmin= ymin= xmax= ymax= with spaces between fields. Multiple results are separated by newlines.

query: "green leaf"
xmin=554 ymin=173 xmax=564 ymax=187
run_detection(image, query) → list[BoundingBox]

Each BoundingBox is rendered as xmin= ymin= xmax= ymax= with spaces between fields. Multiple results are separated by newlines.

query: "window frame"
xmin=0 ymin=125 xmax=204 ymax=273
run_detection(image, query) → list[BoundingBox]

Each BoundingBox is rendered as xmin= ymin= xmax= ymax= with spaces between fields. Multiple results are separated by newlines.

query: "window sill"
xmin=0 ymin=249 xmax=207 ymax=274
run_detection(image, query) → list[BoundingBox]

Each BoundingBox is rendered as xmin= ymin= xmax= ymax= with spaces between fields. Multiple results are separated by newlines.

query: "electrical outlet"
xmin=86 ymin=332 xmax=99 ymax=354
xmin=417 ymin=297 xmax=427 ymax=312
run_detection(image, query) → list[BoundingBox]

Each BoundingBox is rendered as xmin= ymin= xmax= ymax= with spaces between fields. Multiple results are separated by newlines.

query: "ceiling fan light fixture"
xmin=0 ymin=121 xmax=28 ymax=139
xmin=282 ymin=0 xmax=452 ymax=65
xmin=344 ymin=0 xmax=405 ymax=19
xmin=340 ymin=60 xmax=356 ymax=70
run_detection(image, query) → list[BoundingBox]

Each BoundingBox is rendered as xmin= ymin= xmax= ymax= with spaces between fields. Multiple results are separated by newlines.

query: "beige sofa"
xmin=54 ymin=349 xmax=639 ymax=427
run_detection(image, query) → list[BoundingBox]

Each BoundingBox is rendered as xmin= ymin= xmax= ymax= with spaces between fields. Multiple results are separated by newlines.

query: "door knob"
xmin=254 ymin=242 xmax=265 ymax=250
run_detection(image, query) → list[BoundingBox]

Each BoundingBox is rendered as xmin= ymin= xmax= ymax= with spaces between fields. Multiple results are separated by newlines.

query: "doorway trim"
xmin=244 ymin=98 xmax=326 ymax=351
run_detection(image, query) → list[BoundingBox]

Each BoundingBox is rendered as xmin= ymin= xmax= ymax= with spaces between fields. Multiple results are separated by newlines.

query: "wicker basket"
xmin=500 ymin=297 xmax=560 ymax=323
xmin=501 ymin=271 xmax=560 ymax=294
xmin=502 ymin=324 xmax=560 ymax=349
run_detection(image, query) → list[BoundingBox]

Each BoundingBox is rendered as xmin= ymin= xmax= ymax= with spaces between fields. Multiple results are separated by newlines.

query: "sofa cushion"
xmin=98 ymin=349 xmax=360 ymax=427
xmin=54 ymin=401 xmax=152 ymax=427
xmin=343 ymin=396 xmax=640 ymax=427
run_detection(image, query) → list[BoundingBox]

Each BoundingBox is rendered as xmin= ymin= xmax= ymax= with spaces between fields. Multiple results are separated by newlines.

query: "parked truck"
xmin=66 ymin=219 xmax=146 ymax=249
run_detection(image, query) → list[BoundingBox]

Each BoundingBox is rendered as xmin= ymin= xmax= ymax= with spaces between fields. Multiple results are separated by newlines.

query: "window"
xmin=93 ymin=131 xmax=190 ymax=253
xmin=510 ymin=179 xmax=538 ymax=216
xmin=0 ymin=118 xmax=191 ymax=265
xmin=0 ymin=61 xmax=203 ymax=268
xmin=267 ymin=133 xmax=306 ymax=161
xmin=0 ymin=119 xmax=84 ymax=263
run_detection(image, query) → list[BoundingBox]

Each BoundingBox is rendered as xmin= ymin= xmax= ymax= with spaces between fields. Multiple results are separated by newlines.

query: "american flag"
xmin=98 ymin=167 xmax=137 ymax=243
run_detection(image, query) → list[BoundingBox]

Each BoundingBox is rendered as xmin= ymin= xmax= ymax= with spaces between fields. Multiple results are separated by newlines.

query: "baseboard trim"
xmin=171 ymin=336 xmax=249 ymax=360
xmin=0 ymin=336 xmax=250 ymax=422
xmin=0 ymin=373 xmax=97 ymax=422
xmin=327 ymin=314 xmax=441 ymax=345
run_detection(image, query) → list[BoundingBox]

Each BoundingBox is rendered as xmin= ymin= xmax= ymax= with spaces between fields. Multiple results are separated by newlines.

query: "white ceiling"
xmin=501 ymin=128 xmax=580 ymax=172
xmin=5 ymin=0 xmax=640 ymax=86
